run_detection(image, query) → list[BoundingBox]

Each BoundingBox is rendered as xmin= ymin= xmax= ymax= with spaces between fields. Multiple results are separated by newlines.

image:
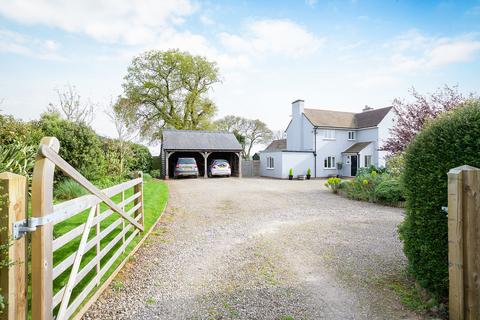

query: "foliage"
xmin=0 ymin=143 xmax=36 ymax=178
xmin=54 ymin=179 xmax=87 ymax=200
xmin=382 ymin=85 xmax=475 ymax=154
xmin=33 ymin=112 xmax=107 ymax=180
xmin=374 ymin=179 xmax=405 ymax=203
xmin=143 ymin=173 xmax=152 ymax=180
xmin=343 ymin=169 xmax=393 ymax=202
xmin=400 ymin=101 xmax=480 ymax=299
xmin=47 ymin=84 xmax=94 ymax=125
xmin=214 ymin=115 xmax=273 ymax=159
xmin=0 ymin=114 xmax=42 ymax=145
xmin=386 ymin=152 xmax=405 ymax=178
xmin=324 ymin=177 xmax=342 ymax=193
xmin=307 ymin=168 xmax=311 ymax=176
xmin=129 ymin=143 xmax=152 ymax=173
xmin=118 ymin=50 xmax=220 ymax=142
xmin=92 ymin=175 xmax=128 ymax=189
xmin=150 ymin=169 xmax=161 ymax=179
xmin=288 ymin=168 xmax=293 ymax=176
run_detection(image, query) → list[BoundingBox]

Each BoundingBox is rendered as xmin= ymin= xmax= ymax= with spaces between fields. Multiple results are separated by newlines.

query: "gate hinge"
xmin=12 ymin=217 xmax=44 ymax=240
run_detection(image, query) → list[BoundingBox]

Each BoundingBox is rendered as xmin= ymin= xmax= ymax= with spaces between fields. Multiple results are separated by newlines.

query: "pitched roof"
xmin=303 ymin=106 xmax=393 ymax=129
xmin=265 ymin=139 xmax=286 ymax=151
xmin=162 ymin=129 xmax=242 ymax=151
xmin=342 ymin=141 xmax=372 ymax=153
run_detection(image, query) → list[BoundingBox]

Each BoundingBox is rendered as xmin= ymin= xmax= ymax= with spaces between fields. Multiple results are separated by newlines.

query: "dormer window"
xmin=348 ymin=131 xmax=355 ymax=140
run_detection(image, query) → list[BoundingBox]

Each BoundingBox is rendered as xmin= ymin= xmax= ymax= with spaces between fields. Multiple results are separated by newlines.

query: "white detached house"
xmin=260 ymin=99 xmax=395 ymax=179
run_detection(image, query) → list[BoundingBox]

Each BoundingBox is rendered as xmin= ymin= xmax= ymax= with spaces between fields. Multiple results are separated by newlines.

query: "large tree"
xmin=215 ymin=116 xmax=273 ymax=159
xmin=117 ymin=50 xmax=220 ymax=142
xmin=382 ymin=85 xmax=475 ymax=154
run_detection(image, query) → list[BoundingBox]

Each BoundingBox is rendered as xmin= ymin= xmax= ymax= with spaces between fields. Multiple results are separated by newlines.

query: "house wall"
xmin=314 ymin=129 xmax=356 ymax=177
xmin=286 ymin=100 xmax=305 ymax=150
xmin=377 ymin=109 xmax=395 ymax=167
xmin=281 ymin=152 xmax=314 ymax=178
xmin=259 ymin=151 xmax=283 ymax=178
xmin=356 ymin=127 xmax=379 ymax=166
xmin=358 ymin=143 xmax=375 ymax=168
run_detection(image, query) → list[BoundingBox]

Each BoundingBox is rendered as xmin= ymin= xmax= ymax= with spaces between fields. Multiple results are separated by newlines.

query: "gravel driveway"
xmin=84 ymin=178 xmax=418 ymax=320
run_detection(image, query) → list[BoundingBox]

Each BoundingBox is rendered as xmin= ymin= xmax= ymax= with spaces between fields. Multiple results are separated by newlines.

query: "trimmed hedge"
xmin=400 ymin=101 xmax=480 ymax=298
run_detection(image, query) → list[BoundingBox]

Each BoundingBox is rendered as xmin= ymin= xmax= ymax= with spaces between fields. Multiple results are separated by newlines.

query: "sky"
xmin=0 ymin=0 xmax=479 ymax=153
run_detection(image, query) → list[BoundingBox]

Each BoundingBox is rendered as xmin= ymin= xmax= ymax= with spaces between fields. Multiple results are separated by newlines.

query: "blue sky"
xmin=0 ymin=0 xmax=479 ymax=148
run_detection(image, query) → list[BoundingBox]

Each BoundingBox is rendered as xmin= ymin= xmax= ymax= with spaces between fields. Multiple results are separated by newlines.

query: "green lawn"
xmin=50 ymin=177 xmax=168 ymax=316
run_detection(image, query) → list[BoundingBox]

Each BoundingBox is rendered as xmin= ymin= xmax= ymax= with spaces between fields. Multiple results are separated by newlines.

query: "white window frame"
xmin=266 ymin=156 xmax=274 ymax=169
xmin=320 ymin=129 xmax=336 ymax=140
xmin=348 ymin=131 xmax=355 ymax=140
xmin=364 ymin=155 xmax=372 ymax=167
xmin=324 ymin=156 xmax=336 ymax=169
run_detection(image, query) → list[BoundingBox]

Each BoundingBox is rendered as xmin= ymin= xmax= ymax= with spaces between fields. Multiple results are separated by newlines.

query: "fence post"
xmin=133 ymin=172 xmax=144 ymax=228
xmin=448 ymin=165 xmax=480 ymax=320
xmin=0 ymin=172 xmax=27 ymax=320
xmin=31 ymin=137 xmax=60 ymax=320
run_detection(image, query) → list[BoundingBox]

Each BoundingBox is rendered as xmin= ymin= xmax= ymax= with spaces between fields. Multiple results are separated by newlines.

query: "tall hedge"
xmin=400 ymin=101 xmax=480 ymax=298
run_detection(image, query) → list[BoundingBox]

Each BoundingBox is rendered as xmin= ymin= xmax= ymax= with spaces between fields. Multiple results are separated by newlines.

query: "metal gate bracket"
xmin=12 ymin=217 xmax=43 ymax=240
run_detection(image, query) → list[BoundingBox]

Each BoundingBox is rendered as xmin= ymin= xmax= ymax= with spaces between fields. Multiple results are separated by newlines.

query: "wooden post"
xmin=203 ymin=152 xmax=208 ymax=178
xmin=0 ymin=172 xmax=27 ymax=320
xmin=95 ymin=204 xmax=101 ymax=285
xmin=448 ymin=165 xmax=480 ymax=320
xmin=237 ymin=153 xmax=242 ymax=178
xmin=133 ymin=172 xmax=144 ymax=228
xmin=31 ymin=137 xmax=60 ymax=320
xmin=165 ymin=151 xmax=169 ymax=180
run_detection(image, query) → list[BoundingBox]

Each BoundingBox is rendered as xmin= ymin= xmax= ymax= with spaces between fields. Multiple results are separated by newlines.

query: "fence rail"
xmin=0 ymin=136 xmax=145 ymax=320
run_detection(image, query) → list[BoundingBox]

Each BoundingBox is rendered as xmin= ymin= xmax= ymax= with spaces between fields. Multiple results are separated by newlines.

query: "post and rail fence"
xmin=0 ymin=137 xmax=145 ymax=320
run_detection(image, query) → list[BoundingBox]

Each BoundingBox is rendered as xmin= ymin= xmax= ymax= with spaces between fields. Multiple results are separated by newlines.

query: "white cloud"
xmin=387 ymin=30 xmax=480 ymax=72
xmin=0 ymin=0 xmax=196 ymax=45
xmin=305 ymin=0 xmax=318 ymax=7
xmin=0 ymin=28 xmax=63 ymax=60
xmin=219 ymin=19 xmax=324 ymax=59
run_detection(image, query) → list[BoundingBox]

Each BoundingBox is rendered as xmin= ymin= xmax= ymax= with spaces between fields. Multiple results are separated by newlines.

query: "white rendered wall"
xmin=281 ymin=152 xmax=314 ymax=178
xmin=376 ymin=109 xmax=395 ymax=167
xmin=259 ymin=151 xmax=283 ymax=178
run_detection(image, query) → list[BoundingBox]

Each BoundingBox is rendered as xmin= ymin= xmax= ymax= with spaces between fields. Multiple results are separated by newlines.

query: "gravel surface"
xmin=83 ymin=178 xmax=419 ymax=320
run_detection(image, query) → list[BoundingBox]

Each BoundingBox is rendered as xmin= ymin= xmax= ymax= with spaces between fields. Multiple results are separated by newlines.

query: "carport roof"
xmin=162 ymin=129 xmax=242 ymax=151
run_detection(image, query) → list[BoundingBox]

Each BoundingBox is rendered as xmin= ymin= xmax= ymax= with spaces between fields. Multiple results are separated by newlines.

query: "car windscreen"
xmin=213 ymin=160 xmax=228 ymax=165
xmin=178 ymin=158 xmax=196 ymax=164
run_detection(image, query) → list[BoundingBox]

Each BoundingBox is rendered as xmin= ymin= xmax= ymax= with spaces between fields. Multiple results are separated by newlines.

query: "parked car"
xmin=208 ymin=159 xmax=231 ymax=177
xmin=174 ymin=157 xmax=199 ymax=178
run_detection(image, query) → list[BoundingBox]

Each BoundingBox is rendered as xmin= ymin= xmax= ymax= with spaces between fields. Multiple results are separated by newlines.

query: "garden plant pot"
xmin=306 ymin=174 xmax=311 ymax=180
xmin=288 ymin=175 xmax=293 ymax=180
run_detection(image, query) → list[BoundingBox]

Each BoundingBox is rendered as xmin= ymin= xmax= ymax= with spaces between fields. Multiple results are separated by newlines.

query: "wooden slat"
xmin=56 ymin=206 xmax=97 ymax=319
xmin=52 ymin=192 xmax=141 ymax=251
xmin=40 ymin=145 xmax=143 ymax=231
xmin=65 ymin=229 xmax=139 ymax=319
xmin=448 ymin=167 xmax=464 ymax=320
xmin=52 ymin=180 xmax=141 ymax=225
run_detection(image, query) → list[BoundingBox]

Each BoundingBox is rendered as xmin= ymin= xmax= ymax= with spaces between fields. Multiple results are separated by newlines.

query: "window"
xmin=266 ymin=156 xmax=274 ymax=169
xmin=364 ymin=155 xmax=372 ymax=167
xmin=324 ymin=156 xmax=336 ymax=169
xmin=320 ymin=129 xmax=335 ymax=140
xmin=348 ymin=131 xmax=355 ymax=140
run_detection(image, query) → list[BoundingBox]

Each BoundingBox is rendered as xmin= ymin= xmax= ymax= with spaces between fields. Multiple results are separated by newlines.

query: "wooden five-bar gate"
xmin=0 ymin=137 xmax=145 ymax=320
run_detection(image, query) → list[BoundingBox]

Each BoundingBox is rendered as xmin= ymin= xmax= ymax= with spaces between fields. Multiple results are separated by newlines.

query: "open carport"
xmin=161 ymin=129 xmax=243 ymax=179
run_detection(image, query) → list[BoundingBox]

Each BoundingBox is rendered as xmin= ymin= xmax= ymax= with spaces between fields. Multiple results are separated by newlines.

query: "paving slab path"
xmin=84 ymin=178 xmax=419 ymax=320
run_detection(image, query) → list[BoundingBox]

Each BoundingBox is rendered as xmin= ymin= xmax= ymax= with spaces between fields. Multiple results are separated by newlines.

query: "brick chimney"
xmin=292 ymin=99 xmax=304 ymax=117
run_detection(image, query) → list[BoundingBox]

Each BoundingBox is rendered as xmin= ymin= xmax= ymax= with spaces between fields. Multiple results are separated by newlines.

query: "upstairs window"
xmin=320 ymin=129 xmax=335 ymax=140
xmin=266 ymin=156 xmax=274 ymax=169
xmin=348 ymin=131 xmax=355 ymax=140
xmin=324 ymin=156 xmax=336 ymax=169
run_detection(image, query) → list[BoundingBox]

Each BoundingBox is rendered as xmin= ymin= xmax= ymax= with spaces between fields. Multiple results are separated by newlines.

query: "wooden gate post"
xmin=0 ymin=172 xmax=27 ymax=320
xmin=133 ymin=172 xmax=144 ymax=228
xmin=31 ymin=137 xmax=60 ymax=320
xmin=448 ymin=165 xmax=480 ymax=320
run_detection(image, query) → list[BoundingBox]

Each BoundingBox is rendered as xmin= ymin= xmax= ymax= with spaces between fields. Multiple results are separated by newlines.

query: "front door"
xmin=351 ymin=155 xmax=358 ymax=176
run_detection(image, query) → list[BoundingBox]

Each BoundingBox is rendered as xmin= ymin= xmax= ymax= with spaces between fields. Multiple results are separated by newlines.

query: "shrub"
xmin=54 ymin=179 xmax=87 ymax=200
xmin=307 ymin=168 xmax=311 ymax=176
xmin=93 ymin=176 xmax=127 ymax=189
xmin=0 ymin=143 xmax=36 ymax=178
xmin=33 ymin=112 xmax=107 ymax=180
xmin=386 ymin=153 xmax=405 ymax=178
xmin=129 ymin=143 xmax=153 ymax=173
xmin=325 ymin=177 xmax=342 ymax=193
xmin=150 ymin=169 xmax=161 ymax=179
xmin=289 ymin=168 xmax=293 ymax=176
xmin=400 ymin=101 xmax=480 ymax=299
xmin=375 ymin=178 xmax=405 ymax=204
xmin=143 ymin=173 xmax=152 ymax=180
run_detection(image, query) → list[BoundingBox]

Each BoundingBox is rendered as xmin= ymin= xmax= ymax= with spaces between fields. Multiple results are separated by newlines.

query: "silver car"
xmin=174 ymin=157 xmax=199 ymax=178
xmin=208 ymin=159 xmax=231 ymax=177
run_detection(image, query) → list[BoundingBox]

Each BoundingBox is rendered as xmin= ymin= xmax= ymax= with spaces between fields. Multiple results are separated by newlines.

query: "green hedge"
xmin=400 ymin=101 xmax=480 ymax=298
